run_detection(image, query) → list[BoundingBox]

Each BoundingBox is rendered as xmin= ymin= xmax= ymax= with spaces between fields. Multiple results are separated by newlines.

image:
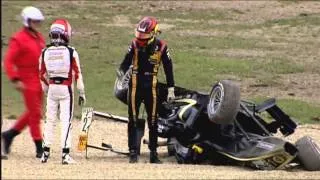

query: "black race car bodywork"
xmin=101 ymin=70 xmax=320 ymax=171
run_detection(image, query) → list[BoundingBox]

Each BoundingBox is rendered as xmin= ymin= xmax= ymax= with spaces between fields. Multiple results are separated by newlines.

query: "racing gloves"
xmin=167 ymin=87 xmax=175 ymax=103
xmin=78 ymin=91 xmax=86 ymax=106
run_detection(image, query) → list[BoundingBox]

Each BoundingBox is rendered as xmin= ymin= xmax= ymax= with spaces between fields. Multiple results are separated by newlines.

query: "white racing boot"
xmin=62 ymin=153 xmax=76 ymax=165
xmin=41 ymin=147 xmax=50 ymax=163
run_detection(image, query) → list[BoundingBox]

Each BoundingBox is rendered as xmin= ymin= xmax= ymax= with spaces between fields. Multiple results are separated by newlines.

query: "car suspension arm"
xmin=240 ymin=103 xmax=271 ymax=136
xmin=93 ymin=111 xmax=129 ymax=123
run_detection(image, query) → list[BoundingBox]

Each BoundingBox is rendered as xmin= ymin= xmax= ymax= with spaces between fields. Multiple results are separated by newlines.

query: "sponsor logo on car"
xmin=257 ymin=141 xmax=275 ymax=150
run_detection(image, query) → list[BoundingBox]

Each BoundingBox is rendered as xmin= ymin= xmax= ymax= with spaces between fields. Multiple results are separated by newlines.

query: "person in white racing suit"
xmin=39 ymin=19 xmax=86 ymax=164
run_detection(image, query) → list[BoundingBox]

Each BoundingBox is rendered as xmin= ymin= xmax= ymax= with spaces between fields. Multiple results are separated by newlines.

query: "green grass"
xmin=1 ymin=1 xmax=319 ymax=124
xmin=263 ymin=14 xmax=320 ymax=27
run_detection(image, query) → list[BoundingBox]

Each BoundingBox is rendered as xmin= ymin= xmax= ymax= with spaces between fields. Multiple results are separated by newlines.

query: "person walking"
xmin=2 ymin=6 xmax=45 ymax=158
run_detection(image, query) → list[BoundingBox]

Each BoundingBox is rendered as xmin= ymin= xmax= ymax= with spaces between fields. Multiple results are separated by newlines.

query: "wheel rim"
xmin=116 ymin=78 xmax=123 ymax=89
xmin=116 ymin=71 xmax=130 ymax=90
xmin=208 ymin=83 xmax=224 ymax=118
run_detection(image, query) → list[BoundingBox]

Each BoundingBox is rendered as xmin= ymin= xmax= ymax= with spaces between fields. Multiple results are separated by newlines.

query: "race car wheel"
xmin=114 ymin=69 xmax=131 ymax=104
xmin=207 ymin=80 xmax=240 ymax=125
xmin=295 ymin=136 xmax=320 ymax=171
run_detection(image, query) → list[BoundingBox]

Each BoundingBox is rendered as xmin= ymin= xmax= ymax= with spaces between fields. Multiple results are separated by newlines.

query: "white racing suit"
xmin=40 ymin=44 xmax=85 ymax=152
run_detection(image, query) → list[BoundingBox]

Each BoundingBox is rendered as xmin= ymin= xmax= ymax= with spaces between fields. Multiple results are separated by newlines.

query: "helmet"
xmin=21 ymin=6 xmax=44 ymax=27
xmin=135 ymin=16 xmax=161 ymax=46
xmin=49 ymin=19 xmax=72 ymax=44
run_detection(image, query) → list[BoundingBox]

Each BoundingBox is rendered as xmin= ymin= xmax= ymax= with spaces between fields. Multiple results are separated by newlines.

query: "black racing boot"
xmin=136 ymin=119 xmax=145 ymax=155
xmin=1 ymin=145 xmax=8 ymax=160
xmin=41 ymin=146 xmax=50 ymax=163
xmin=128 ymin=121 xmax=138 ymax=163
xmin=150 ymin=151 xmax=162 ymax=164
xmin=1 ymin=154 xmax=8 ymax=160
xmin=148 ymin=121 xmax=161 ymax=164
xmin=1 ymin=129 xmax=20 ymax=154
xmin=129 ymin=150 xmax=138 ymax=163
xmin=35 ymin=140 xmax=43 ymax=158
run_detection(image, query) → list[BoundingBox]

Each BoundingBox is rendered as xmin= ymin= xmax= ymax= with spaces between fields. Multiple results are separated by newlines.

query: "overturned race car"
xmin=79 ymin=69 xmax=320 ymax=171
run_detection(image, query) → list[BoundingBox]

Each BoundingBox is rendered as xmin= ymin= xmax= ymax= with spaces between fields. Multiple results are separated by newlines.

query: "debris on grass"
xmin=6 ymin=115 xmax=17 ymax=120
xmin=299 ymin=13 xmax=309 ymax=17
xmin=249 ymin=83 xmax=269 ymax=88
xmin=311 ymin=117 xmax=320 ymax=122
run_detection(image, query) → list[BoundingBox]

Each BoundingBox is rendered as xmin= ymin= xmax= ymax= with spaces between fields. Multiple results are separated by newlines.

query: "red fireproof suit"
xmin=3 ymin=27 xmax=45 ymax=141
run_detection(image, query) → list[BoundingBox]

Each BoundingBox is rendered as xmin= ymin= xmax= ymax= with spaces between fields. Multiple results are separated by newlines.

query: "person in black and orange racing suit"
xmin=119 ymin=16 xmax=175 ymax=164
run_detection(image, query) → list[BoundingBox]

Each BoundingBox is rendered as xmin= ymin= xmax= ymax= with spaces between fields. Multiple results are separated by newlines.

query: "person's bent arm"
xmin=4 ymin=37 xmax=25 ymax=91
xmin=161 ymin=45 xmax=175 ymax=88
xmin=162 ymin=44 xmax=175 ymax=102
xmin=72 ymin=50 xmax=86 ymax=106
xmin=4 ymin=38 xmax=20 ymax=82
xmin=39 ymin=50 xmax=49 ymax=93
xmin=119 ymin=42 xmax=134 ymax=74
xmin=73 ymin=50 xmax=85 ymax=93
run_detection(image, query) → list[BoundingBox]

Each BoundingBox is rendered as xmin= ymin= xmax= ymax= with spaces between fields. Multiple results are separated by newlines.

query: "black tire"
xmin=295 ymin=136 xmax=320 ymax=171
xmin=167 ymin=138 xmax=177 ymax=156
xmin=207 ymin=80 xmax=240 ymax=125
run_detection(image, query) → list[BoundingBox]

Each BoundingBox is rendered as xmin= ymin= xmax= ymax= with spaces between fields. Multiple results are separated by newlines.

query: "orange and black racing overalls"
xmin=120 ymin=38 xmax=175 ymax=152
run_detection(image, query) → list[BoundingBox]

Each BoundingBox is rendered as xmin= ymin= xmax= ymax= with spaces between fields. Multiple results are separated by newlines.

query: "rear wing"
xmin=237 ymin=98 xmax=297 ymax=137
xmin=255 ymin=98 xmax=297 ymax=136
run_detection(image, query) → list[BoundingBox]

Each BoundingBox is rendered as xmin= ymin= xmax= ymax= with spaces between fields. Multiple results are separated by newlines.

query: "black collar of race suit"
xmin=47 ymin=43 xmax=69 ymax=47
